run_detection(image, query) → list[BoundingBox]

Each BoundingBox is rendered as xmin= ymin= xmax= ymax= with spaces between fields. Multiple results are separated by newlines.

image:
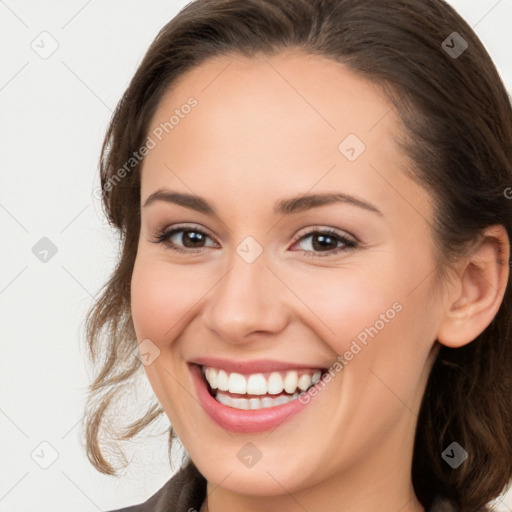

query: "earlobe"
xmin=436 ymin=225 xmax=510 ymax=349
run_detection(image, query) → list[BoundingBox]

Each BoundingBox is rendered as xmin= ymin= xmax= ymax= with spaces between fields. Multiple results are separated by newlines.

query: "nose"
xmin=201 ymin=249 xmax=290 ymax=344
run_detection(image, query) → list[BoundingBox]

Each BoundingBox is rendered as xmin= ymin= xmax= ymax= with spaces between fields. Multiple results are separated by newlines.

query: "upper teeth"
xmin=203 ymin=367 xmax=322 ymax=395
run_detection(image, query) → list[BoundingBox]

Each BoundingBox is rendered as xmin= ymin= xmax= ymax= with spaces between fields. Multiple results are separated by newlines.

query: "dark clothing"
xmin=106 ymin=458 xmax=463 ymax=512
xmin=107 ymin=459 xmax=206 ymax=512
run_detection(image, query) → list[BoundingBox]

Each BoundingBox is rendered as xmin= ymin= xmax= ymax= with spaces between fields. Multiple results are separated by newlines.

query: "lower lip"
xmin=189 ymin=363 xmax=320 ymax=433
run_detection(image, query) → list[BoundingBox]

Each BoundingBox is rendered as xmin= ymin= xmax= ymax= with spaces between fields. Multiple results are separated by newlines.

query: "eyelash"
xmin=151 ymin=224 xmax=358 ymax=258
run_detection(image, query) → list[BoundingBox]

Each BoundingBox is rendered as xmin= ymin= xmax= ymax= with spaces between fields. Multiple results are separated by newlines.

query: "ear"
xmin=436 ymin=225 xmax=510 ymax=348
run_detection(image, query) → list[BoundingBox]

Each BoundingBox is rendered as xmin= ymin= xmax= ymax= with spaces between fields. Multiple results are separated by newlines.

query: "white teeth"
xmin=267 ymin=372 xmax=284 ymax=394
xmin=215 ymin=390 xmax=300 ymax=410
xmin=202 ymin=366 xmax=323 ymax=396
xmin=217 ymin=369 xmax=229 ymax=391
xmin=246 ymin=374 xmax=267 ymax=395
xmin=208 ymin=367 xmax=217 ymax=389
xmin=283 ymin=370 xmax=298 ymax=394
xmin=228 ymin=372 xmax=246 ymax=394
xmin=297 ymin=373 xmax=312 ymax=391
xmin=249 ymin=398 xmax=261 ymax=410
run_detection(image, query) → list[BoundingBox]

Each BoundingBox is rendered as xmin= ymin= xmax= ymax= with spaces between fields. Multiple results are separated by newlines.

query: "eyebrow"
xmin=142 ymin=189 xmax=383 ymax=217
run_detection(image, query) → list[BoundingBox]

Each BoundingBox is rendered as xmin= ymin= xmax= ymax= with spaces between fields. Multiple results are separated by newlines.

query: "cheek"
xmin=130 ymin=256 xmax=201 ymax=344
xmin=290 ymin=268 xmax=393 ymax=351
xmin=292 ymin=260 xmax=436 ymax=374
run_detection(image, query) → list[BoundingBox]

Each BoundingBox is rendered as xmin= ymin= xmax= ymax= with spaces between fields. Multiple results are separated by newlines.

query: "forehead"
xmin=140 ymin=50 xmax=431 ymax=223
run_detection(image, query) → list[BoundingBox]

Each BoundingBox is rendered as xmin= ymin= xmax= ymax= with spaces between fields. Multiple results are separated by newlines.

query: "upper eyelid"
xmin=167 ymin=224 xmax=220 ymax=243
xmin=291 ymin=225 xmax=356 ymax=242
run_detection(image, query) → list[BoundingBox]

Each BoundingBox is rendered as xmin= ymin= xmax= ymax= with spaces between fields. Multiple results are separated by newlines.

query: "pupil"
xmin=184 ymin=231 xmax=204 ymax=247
xmin=312 ymin=234 xmax=336 ymax=251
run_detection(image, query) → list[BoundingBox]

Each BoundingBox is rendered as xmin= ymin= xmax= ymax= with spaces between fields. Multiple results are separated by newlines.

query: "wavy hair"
xmin=82 ymin=1 xmax=512 ymax=510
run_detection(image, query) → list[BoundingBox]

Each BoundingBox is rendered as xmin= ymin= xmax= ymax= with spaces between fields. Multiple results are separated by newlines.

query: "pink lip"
xmin=188 ymin=363 xmax=325 ymax=433
xmin=190 ymin=356 xmax=327 ymax=375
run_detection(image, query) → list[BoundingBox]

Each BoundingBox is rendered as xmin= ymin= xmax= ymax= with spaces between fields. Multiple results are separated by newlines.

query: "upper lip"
xmin=189 ymin=357 xmax=328 ymax=374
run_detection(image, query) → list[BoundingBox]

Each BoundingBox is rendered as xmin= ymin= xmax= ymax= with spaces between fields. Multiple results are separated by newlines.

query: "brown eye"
xmin=174 ymin=230 xmax=208 ymax=248
xmin=152 ymin=225 xmax=218 ymax=253
xmin=290 ymin=228 xmax=357 ymax=258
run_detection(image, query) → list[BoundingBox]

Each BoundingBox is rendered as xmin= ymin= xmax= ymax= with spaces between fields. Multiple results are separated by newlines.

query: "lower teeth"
xmin=215 ymin=391 xmax=301 ymax=410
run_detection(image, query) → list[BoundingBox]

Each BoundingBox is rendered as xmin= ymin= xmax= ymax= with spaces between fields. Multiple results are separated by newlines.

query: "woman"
xmin=83 ymin=0 xmax=512 ymax=511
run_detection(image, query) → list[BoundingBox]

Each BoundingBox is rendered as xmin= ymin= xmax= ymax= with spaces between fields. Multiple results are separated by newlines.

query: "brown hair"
xmin=82 ymin=1 xmax=512 ymax=510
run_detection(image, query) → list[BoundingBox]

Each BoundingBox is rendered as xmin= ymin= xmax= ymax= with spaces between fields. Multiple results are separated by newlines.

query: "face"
xmin=131 ymin=51 xmax=445 ymax=501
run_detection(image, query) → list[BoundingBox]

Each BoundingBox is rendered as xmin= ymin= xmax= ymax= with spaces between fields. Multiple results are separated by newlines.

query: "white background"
xmin=1 ymin=1 xmax=512 ymax=511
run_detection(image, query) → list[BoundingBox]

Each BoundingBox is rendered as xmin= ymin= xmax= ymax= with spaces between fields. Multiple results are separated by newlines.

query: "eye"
xmin=150 ymin=224 xmax=358 ymax=257
xmin=289 ymin=228 xmax=357 ymax=257
xmin=151 ymin=225 xmax=218 ymax=254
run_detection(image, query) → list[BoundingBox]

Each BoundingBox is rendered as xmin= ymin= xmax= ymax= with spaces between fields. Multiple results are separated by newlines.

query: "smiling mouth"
xmin=199 ymin=365 xmax=327 ymax=410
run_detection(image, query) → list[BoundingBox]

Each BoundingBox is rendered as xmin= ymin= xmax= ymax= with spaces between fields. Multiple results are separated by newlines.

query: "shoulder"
xmin=105 ymin=459 xmax=207 ymax=512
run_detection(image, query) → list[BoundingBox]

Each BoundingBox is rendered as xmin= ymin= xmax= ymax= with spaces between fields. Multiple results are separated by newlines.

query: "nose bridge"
xmin=202 ymin=242 xmax=288 ymax=342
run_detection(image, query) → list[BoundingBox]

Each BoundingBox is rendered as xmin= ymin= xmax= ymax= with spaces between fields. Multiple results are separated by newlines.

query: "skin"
xmin=130 ymin=50 xmax=510 ymax=512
